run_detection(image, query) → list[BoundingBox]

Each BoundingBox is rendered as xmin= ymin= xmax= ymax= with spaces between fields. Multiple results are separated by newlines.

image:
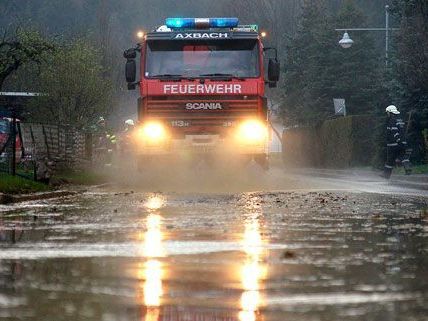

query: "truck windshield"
xmin=145 ymin=39 xmax=259 ymax=79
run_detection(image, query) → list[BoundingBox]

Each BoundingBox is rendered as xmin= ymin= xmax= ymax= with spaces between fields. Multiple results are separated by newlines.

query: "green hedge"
xmin=282 ymin=116 xmax=377 ymax=168
xmin=320 ymin=115 xmax=376 ymax=168
xmin=282 ymin=127 xmax=321 ymax=167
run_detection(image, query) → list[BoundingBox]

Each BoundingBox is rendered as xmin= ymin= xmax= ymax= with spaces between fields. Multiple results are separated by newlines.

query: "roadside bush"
xmin=321 ymin=115 xmax=377 ymax=168
xmin=320 ymin=117 xmax=353 ymax=168
xmin=282 ymin=127 xmax=321 ymax=167
xmin=282 ymin=116 xmax=377 ymax=168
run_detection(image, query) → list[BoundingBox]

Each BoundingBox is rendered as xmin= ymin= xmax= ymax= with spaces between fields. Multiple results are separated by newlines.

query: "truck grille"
xmin=146 ymin=96 xmax=258 ymax=119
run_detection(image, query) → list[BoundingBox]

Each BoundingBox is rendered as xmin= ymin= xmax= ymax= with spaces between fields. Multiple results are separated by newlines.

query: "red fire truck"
xmin=124 ymin=18 xmax=280 ymax=169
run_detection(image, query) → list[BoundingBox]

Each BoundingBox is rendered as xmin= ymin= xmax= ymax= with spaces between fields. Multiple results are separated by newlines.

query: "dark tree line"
xmin=388 ymin=0 xmax=428 ymax=162
xmin=279 ymin=0 xmax=427 ymax=163
xmin=282 ymin=0 xmax=383 ymax=125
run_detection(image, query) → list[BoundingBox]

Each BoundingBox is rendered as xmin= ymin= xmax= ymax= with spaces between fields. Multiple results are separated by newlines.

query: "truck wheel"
xmin=137 ymin=156 xmax=152 ymax=172
xmin=237 ymin=155 xmax=252 ymax=168
xmin=254 ymin=154 xmax=269 ymax=171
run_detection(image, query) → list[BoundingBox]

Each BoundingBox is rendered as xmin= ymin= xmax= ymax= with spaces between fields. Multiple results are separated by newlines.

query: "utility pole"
xmin=385 ymin=5 xmax=390 ymax=68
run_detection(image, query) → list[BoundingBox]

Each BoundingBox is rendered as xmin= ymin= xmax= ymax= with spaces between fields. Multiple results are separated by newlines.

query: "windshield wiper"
xmin=199 ymin=73 xmax=245 ymax=80
xmin=199 ymin=73 xmax=233 ymax=78
xmin=150 ymin=74 xmax=183 ymax=80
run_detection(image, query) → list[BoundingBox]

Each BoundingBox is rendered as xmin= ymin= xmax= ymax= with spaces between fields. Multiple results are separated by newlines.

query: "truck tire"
xmin=137 ymin=156 xmax=152 ymax=172
xmin=254 ymin=154 xmax=269 ymax=171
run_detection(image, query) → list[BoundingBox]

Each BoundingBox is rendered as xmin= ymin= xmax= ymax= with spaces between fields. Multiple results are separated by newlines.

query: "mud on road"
xmin=0 ymin=168 xmax=428 ymax=321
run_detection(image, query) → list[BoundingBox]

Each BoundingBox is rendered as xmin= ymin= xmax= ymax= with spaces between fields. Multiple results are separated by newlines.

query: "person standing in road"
xmin=382 ymin=105 xmax=412 ymax=179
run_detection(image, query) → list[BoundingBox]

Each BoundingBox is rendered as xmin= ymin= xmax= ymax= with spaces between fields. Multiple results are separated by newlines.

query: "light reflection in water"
xmin=239 ymin=215 xmax=266 ymax=321
xmin=138 ymin=195 xmax=166 ymax=321
xmin=144 ymin=214 xmax=164 ymax=258
xmin=143 ymin=259 xmax=163 ymax=307
xmin=144 ymin=195 xmax=166 ymax=211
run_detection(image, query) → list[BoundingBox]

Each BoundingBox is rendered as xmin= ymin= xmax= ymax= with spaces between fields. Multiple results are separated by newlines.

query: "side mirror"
xmin=268 ymin=59 xmax=280 ymax=82
xmin=125 ymin=59 xmax=136 ymax=84
xmin=268 ymin=81 xmax=277 ymax=88
xmin=124 ymin=48 xmax=137 ymax=59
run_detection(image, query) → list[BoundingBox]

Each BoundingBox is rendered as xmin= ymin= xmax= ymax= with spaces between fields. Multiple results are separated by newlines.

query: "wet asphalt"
xmin=0 ymin=167 xmax=427 ymax=321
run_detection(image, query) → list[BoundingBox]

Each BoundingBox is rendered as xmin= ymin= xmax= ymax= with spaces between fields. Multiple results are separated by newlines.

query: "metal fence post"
xmin=29 ymin=125 xmax=37 ymax=181
xmin=10 ymin=116 xmax=17 ymax=175
xmin=85 ymin=132 xmax=93 ymax=163
xmin=42 ymin=125 xmax=51 ymax=159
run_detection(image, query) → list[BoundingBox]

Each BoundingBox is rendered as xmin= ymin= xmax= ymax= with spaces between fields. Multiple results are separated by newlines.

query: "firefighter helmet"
xmin=156 ymin=25 xmax=172 ymax=32
xmin=125 ymin=119 xmax=135 ymax=126
xmin=386 ymin=105 xmax=400 ymax=114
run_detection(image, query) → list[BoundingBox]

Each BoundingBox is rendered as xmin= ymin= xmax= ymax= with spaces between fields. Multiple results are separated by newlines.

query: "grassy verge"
xmin=55 ymin=170 xmax=108 ymax=186
xmin=0 ymin=173 xmax=51 ymax=194
xmin=397 ymin=164 xmax=428 ymax=175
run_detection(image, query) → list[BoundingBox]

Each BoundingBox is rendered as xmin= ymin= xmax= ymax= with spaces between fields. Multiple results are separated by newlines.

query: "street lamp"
xmin=335 ymin=5 xmax=398 ymax=67
xmin=339 ymin=32 xmax=354 ymax=49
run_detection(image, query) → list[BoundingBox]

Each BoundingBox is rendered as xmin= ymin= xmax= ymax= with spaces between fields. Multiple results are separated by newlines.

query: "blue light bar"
xmin=165 ymin=18 xmax=195 ymax=29
xmin=210 ymin=18 xmax=239 ymax=28
xmin=165 ymin=17 xmax=239 ymax=29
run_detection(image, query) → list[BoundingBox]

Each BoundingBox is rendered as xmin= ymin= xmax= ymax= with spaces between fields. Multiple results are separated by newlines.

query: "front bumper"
xmin=135 ymin=134 xmax=268 ymax=156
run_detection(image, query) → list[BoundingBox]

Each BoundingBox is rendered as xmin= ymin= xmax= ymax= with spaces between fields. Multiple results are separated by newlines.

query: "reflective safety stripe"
xmin=394 ymin=133 xmax=400 ymax=137
xmin=402 ymin=159 xmax=410 ymax=163
xmin=384 ymin=165 xmax=393 ymax=169
xmin=387 ymin=143 xmax=398 ymax=146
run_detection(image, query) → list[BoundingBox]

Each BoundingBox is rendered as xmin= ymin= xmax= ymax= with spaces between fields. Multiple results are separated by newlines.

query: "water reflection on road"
xmin=0 ymin=189 xmax=427 ymax=321
xmin=139 ymin=195 xmax=165 ymax=321
xmin=239 ymin=197 xmax=267 ymax=321
xmin=137 ymin=193 xmax=269 ymax=321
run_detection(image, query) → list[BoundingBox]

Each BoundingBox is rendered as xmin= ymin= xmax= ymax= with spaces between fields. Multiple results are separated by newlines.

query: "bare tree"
xmin=0 ymin=28 xmax=54 ymax=90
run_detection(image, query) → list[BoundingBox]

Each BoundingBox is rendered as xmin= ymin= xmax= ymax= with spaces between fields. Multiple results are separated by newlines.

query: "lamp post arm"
xmin=335 ymin=28 xmax=399 ymax=31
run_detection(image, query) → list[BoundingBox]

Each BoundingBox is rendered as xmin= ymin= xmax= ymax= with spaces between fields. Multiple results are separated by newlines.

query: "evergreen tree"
xmin=281 ymin=0 xmax=383 ymax=126
xmin=389 ymin=0 xmax=428 ymax=163
xmin=282 ymin=1 xmax=331 ymax=125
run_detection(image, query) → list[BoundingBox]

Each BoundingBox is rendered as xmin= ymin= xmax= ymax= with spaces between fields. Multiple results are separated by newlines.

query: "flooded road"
xmin=1 ymin=169 xmax=428 ymax=321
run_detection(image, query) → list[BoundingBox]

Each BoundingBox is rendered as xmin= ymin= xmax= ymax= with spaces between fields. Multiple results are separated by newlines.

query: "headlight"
xmin=136 ymin=121 xmax=167 ymax=143
xmin=236 ymin=120 xmax=268 ymax=144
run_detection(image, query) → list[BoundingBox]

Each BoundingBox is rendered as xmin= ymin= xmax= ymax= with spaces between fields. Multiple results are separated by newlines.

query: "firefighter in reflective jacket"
xmin=94 ymin=117 xmax=117 ymax=166
xmin=382 ymin=105 xmax=412 ymax=179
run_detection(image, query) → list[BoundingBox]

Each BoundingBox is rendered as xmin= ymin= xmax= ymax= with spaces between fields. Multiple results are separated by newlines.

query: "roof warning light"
xmin=165 ymin=17 xmax=239 ymax=29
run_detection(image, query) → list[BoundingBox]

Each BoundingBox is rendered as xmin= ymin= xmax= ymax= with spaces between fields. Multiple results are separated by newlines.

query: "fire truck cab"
xmin=124 ymin=18 xmax=280 ymax=169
